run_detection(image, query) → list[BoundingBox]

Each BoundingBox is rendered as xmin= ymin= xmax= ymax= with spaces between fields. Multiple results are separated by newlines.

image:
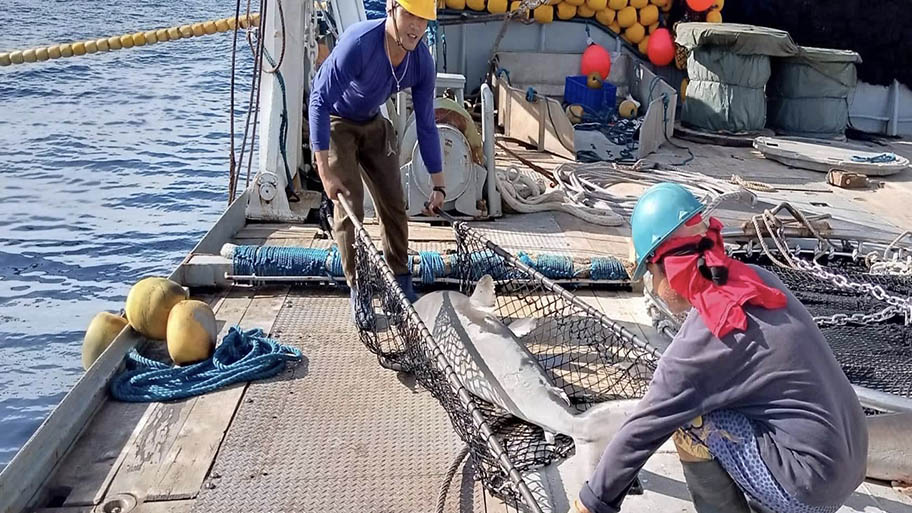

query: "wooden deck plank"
xmin=101 ymin=290 xmax=255 ymax=503
xmin=142 ymin=287 xmax=290 ymax=501
xmin=48 ymin=292 xmax=229 ymax=507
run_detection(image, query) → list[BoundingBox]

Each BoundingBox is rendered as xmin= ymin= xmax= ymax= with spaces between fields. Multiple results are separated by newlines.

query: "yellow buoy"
xmin=446 ymin=0 xmax=467 ymax=8
xmin=105 ymin=36 xmax=121 ymax=51
xmin=617 ymin=6 xmax=637 ymax=27
xmin=191 ymin=23 xmax=205 ymax=36
xmin=0 ymin=53 xmax=10 ymax=66
xmin=587 ymin=0 xmax=608 ymax=10
xmin=22 ymin=49 xmax=37 ymax=63
xmin=596 ymin=8 xmax=616 ymax=25
xmin=630 ymin=0 xmax=647 ymax=8
xmin=578 ymin=4 xmax=595 ymax=16
xmin=203 ymin=21 xmax=218 ymax=34
xmin=608 ymin=0 xmax=626 ymax=9
xmin=10 ymin=51 xmax=24 ymax=65
xmin=556 ymin=2 xmax=577 ymax=19
xmin=156 ymin=29 xmax=170 ymax=42
xmin=59 ymin=44 xmax=74 ymax=57
xmin=166 ymin=300 xmax=217 ymax=365
xmin=169 ymin=27 xmax=183 ymax=40
xmin=48 ymin=46 xmax=62 ymax=59
xmin=706 ymin=9 xmax=722 ymax=22
xmin=534 ymin=5 xmax=554 ymax=22
xmin=587 ymin=72 xmax=603 ymax=89
xmin=144 ymin=31 xmax=158 ymax=44
xmin=681 ymin=77 xmax=689 ymax=102
xmin=36 ymin=47 xmax=49 ymax=61
xmin=250 ymin=13 xmax=261 ymax=26
xmin=648 ymin=21 xmax=659 ymax=33
xmin=660 ymin=0 xmax=672 ymax=11
xmin=608 ymin=21 xmax=621 ymax=33
xmin=467 ymin=0 xmax=486 ymax=10
xmin=71 ymin=42 xmax=86 ymax=56
xmin=125 ymin=277 xmax=189 ymax=340
xmin=712 ymin=0 xmax=723 ymax=9
xmin=118 ymin=35 xmax=133 ymax=49
xmin=566 ymin=0 xmax=585 ymax=6
xmin=567 ymin=104 xmax=585 ymax=124
xmin=215 ymin=19 xmax=230 ymax=32
xmin=82 ymin=312 xmax=129 ymax=370
xmin=619 ymin=98 xmax=638 ymax=118
xmin=625 ymin=22 xmax=645 ymax=43
xmin=650 ymin=0 xmax=667 ymax=6
xmin=227 ymin=16 xmax=238 ymax=29
xmin=96 ymin=38 xmax=110 ymax=51
xmin=131 ymin=32 xmax=146 ymax=46
xmin=85 ymin=40 xmax=98 ymax=54
xmin=180 ymin=25 xmax=195 ymax=37
xmin=638 ymin=4 xmax=658 ymax=25
xmin=638 ymin=34 xmax=650 ymax=54
xmin=488 ymin=0 xmax=507 ymax=12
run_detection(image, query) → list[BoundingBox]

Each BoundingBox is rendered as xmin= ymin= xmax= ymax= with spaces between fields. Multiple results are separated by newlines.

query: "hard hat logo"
xmin=630 ymin=183 xmax=705 ymax=280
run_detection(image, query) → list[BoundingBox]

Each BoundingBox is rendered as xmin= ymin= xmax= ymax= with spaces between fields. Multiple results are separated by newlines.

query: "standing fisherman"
xmin=309 ymin=0 xmax=445 ymax=327
xmin=571 ymin=183 xmax=868 ymax=513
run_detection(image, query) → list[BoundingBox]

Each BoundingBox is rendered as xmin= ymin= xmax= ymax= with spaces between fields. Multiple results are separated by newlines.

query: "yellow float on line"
xmin=0 ymin=13 xmax=261 ymax=67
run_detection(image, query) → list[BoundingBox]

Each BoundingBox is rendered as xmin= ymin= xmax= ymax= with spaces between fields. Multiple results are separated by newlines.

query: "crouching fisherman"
xmin=308 ymin=0 xmax=446 ymax=328
xmin=571 ymin=183 xmax=868 ymax=513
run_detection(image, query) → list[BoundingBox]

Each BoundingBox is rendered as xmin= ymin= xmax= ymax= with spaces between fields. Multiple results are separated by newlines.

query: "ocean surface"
xmin=0 ymin=0 xmax=256 ymax=467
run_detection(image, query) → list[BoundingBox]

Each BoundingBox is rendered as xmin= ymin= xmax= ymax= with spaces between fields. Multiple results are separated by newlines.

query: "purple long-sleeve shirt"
xmin=308 ymin=19 xmax=442 ymax=174
xmin=580 ymin=266 xmax=868 ymax=512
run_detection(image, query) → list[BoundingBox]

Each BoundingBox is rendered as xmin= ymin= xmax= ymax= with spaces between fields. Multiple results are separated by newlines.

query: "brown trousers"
xmin=326 ymin=115 xmax=409 ymax=286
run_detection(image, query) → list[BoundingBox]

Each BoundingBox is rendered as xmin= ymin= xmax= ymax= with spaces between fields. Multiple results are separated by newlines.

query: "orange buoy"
xmin=581 ymin=43 xmax=612 ymax=80
xmin=646 ymin=27 xmax=674 ymax=66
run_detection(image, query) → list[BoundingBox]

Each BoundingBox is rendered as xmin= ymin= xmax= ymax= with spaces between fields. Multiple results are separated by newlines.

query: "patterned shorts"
xmin=682 ymin=410 xmax=841 ymax=513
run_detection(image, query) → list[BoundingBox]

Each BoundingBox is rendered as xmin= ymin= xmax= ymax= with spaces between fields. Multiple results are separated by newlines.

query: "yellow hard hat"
xmin=395 ymin=0 xmax=438 ymax=20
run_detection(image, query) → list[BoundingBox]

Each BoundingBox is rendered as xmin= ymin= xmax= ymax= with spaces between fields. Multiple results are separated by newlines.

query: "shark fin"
xmin=508 ymin=317 xmax=537 ymax=338
xmin=470 ymin=274 xmax=497 ymax=313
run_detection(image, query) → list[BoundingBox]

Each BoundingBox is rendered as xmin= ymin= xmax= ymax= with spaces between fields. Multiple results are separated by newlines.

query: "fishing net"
xmin=351 ymin=219 xmax=660 ymax=509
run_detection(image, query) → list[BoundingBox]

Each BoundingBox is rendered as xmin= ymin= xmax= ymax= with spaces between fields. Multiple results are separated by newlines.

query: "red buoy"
xmin=685 ymin=0 xmax=713 ymax=11
xmin=647 ymin=28 xmax=675 ymax=67
xmin=581 ymin=43 xmax=612 ymax=80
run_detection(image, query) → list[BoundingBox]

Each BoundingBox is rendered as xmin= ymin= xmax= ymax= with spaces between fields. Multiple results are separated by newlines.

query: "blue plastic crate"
xmin=564 ymin=76 xmax=617 ymax=115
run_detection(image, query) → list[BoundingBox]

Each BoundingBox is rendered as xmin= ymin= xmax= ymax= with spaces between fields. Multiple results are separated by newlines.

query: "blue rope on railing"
xmin=232 ymin=246 xmax=629 ymax=282
xmin=590 ymin=256 xmax=628 ymax=281
xmin=419 ymin=250 xmax=446 ymax=285
xmin=110 ymin=327 xmax=303 ymax=403
xmin=518 ymin=252 xmax=575 ymax=279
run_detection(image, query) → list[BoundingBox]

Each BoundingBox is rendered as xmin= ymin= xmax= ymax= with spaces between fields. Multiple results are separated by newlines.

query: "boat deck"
xmin=27 ymin=137 xmax=912 ymax=513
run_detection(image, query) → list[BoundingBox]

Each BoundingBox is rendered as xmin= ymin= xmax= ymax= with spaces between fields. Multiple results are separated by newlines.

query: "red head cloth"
xmin=651 ymin=215 xmax=788 ymax=338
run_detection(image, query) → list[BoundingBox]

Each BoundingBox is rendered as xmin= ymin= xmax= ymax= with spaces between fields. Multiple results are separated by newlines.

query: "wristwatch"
xmin=433 ymin=186 xmax=446 ymax=198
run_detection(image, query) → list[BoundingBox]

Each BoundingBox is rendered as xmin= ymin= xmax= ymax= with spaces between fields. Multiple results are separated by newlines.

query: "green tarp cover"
xmin=675 ymin=23 xmax=799 ymax=57
xmin=682 ymin=46 xmax=770 ymax=133
xmin=767 ymin=46 xmax=862 ymax=137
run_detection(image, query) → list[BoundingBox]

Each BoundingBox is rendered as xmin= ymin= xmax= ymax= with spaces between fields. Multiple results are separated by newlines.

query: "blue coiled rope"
xmin=590 ymin=256 xmax=627 ymax=281
xmin=419 ymin=250 xmax=446 ymax=285
xmin=110 ymin=327 xmax=303 ymax=403
xmin=518 ymin=252 xmax=575 ymax=279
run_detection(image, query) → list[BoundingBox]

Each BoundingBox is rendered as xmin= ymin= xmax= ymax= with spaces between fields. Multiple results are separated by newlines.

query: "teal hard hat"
xmin=631 ymin=183 xmax=705 ymax=280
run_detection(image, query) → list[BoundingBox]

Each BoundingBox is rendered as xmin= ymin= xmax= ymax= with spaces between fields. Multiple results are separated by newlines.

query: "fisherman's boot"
xmin=394 ymin=273 xmax=418 ymax=303
xmin=387 ymin=274 xmax=417 ymax=328
xmin=349 ymin=287 xmax=376 ymax=331
xmin=680 ymin=460 xmax=753 ymax=513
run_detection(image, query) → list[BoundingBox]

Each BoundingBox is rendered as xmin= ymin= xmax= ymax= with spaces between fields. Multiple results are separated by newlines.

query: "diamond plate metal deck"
xmin=191 ymin=289 xmax=500 ymax=513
